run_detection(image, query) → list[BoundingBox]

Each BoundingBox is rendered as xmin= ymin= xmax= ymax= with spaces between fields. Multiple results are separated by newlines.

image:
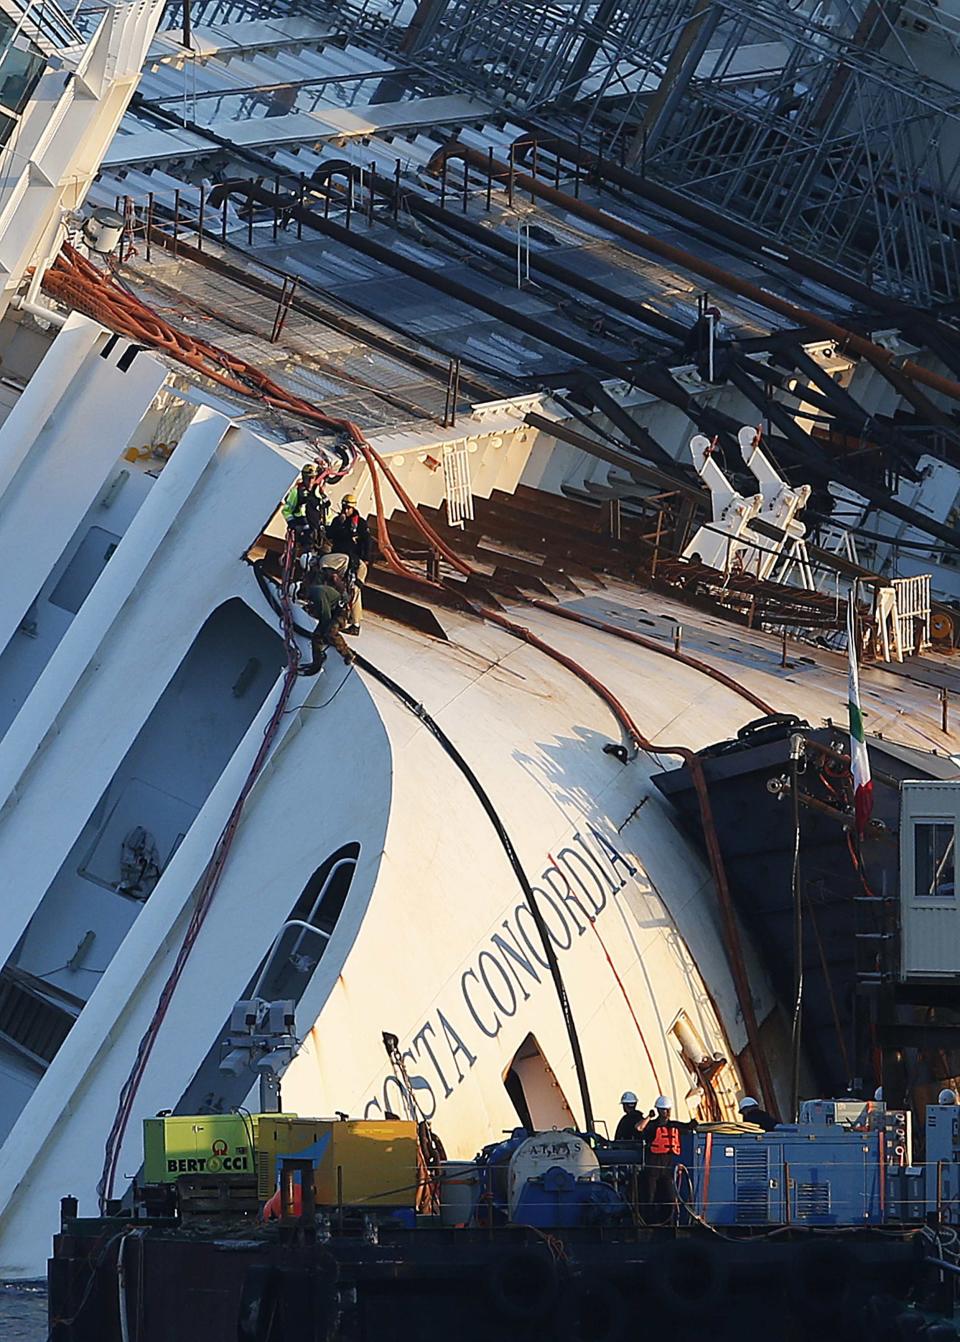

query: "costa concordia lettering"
xmin=361 ymin=830 xmax=636 ymax=1120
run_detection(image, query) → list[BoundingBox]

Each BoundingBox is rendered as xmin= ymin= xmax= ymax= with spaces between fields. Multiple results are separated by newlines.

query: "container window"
xmin=914 ymin=821 xmax=955 ymax=898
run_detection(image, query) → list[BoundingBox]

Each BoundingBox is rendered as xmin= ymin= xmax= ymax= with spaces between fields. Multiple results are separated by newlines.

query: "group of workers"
xmin=613 ymin=1090 xmax=778 ymax=1223
xmin=281 ymin=463 xmax=372 ymax=673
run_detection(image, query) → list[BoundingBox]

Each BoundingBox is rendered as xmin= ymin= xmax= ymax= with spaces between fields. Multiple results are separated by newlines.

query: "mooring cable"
xmin=353 ymin=650 xmax=595 ymax=1134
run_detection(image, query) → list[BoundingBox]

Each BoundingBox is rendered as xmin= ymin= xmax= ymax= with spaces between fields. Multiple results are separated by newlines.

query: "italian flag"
xmin=847 ymin=592 xmax=873 ymax=836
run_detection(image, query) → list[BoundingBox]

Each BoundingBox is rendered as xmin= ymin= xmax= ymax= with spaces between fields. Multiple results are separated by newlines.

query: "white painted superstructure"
xmin=0 ymin=0 xmax=958 ymax=1286
xmin=0 ymin=295 xmax=954 ymax=1274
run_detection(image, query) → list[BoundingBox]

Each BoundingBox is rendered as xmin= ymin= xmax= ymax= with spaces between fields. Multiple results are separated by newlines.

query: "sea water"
xmin=0 ymin=1282 xmax=47 ymax=1340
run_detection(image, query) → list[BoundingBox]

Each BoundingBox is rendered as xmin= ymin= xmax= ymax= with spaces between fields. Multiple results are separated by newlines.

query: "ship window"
xmin=0 ymin=39 xmax=44 ymax=119
xmin=48 ymin=525 xmax=121 ymax=614
xmin=914 ymin=821 xmax=955 ymax=898
xmin=253 ymin=843 xmax=361 ymax=1000
xmin=170 ymin=843 xmax=361 ymax=1118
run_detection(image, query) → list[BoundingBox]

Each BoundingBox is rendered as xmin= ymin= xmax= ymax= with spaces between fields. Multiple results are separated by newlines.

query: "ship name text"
xmin=361 ymin=827 xmax=637 ymax=1122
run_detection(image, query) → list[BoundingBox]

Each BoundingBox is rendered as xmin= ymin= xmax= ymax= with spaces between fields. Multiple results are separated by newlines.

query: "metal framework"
xmin=622 ymin=0 xmax=960 ymax=305
xmin=320 ymin=0 xmax=960 ymax=304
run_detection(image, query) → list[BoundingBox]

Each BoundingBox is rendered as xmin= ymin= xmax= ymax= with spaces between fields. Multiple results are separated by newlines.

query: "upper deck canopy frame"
xmin=298 ymin=0 xmax=960 ymax=307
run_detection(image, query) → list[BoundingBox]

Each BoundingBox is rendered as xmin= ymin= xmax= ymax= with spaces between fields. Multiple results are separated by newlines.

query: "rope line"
xmin=98 ymin=534 xmax=302 ymax=1209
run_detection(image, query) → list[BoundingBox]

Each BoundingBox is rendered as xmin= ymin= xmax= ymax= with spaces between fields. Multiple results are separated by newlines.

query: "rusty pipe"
xmin=504 ymin=143 xmax=960 ymax=425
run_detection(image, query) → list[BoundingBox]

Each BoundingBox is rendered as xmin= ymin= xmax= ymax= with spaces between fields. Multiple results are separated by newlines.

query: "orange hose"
xmin=523 ymin=599 xmax=774 ymax=716
xmin=363 ymin=476 xmax=777 ymax=1109
xmin=43 ymin=246 xmax=369 ymax=442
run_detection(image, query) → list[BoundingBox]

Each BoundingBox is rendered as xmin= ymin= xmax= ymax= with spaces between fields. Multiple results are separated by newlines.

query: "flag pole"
xmin=847 ymin=582 xmax=874 ymax=844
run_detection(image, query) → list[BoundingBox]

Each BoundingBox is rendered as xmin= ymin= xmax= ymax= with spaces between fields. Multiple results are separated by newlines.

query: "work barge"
xmin=45 ymin=1091 xmax=960 ymax=1342
xmin=45 ymin=1210 xmax=947 ymax=1342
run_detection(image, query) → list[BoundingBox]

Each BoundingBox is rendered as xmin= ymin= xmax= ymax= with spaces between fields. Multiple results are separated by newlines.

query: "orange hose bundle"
xmin=43 ymin=246 xmax=368 ymax=439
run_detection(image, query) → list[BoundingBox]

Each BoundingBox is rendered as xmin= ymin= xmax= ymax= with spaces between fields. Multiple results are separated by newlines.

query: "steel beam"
xmin=206 ymin=180 xmax=641 ymax=380
xmin=727 ymin=355 xmax=960 ymax=549
xmin=333 ymin=160 xmax=687 ymax=344
xmin=432 ymin=142 xmax=960 ymax=408
xmin=516 ymin=124 xmax=960 ymax=363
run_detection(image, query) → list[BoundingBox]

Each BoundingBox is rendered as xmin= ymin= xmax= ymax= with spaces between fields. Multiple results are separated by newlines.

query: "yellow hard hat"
xmin=342 ymin=493 xmax=358 ymax=506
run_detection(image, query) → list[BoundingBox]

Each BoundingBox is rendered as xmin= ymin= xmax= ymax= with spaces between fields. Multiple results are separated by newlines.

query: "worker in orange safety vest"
xmin=636 ymin=1096 xmax=694 ymax=1224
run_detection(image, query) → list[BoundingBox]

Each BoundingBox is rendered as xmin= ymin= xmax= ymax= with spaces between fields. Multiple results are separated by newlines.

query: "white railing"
xmin=893 ymin=573 xmax=932 ymax=655
xmin=443 ymin=439 xmax=474 ymax=530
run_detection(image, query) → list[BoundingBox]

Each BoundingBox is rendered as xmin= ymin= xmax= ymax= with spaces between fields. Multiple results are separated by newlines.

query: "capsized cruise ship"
xmin=2 ymin=0 xmax=960 ymax=1279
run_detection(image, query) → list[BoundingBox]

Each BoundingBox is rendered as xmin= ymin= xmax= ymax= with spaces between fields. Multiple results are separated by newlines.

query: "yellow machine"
xmin=257 ymin=1115 xmax=418 ymax=1207
xmin=143 ymin=1113 xmax=263 ymax=1183
xmin=143 ymin=1114 xmax=418 ymax=1206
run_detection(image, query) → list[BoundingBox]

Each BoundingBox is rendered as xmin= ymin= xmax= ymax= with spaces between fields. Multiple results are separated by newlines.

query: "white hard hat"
xmin=938 ymin=1089 xmax=959 ymax=1105
xmin=874 ymin=1087 xmax=884 ymax=1102
xmin=738 ymin=1097 xmax=759 ymax=1111
xmin=620 ymin=1091 xmax=637 ymax=1105
xmin=655 ymin=1096 xmax=672 ymax=1110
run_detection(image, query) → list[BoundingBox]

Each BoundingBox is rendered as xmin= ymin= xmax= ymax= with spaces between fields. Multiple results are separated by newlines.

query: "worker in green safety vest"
xmin=282 ymin=463 xmax=330 ymax=547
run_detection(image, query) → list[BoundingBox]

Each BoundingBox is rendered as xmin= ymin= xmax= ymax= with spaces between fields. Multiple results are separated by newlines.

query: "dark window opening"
xmin=504 ymin=1066 xmax=533 ymax=1131
xmin=254 ymin=843 xmax=361 ymax=1000
xmin=504 ymin=1033 xmax=575 ymax=1131
xmin=48 ymin=526 xmax=121 ymax=614
xmin=915 ymin=821 xmax=955 ymax=898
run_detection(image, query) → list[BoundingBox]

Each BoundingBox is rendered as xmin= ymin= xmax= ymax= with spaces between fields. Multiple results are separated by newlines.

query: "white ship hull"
xmin=0 ymin=0 xmax=957 ymax=1283
xmin=0 ymin=300 xmax=956 ymax=1275
xmin=0 ymin=349 xmax=772 ymax=1269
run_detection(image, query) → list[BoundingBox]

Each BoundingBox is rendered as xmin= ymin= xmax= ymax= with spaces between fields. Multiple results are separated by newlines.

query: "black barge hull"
xmin=49 ymin=1213 xmax=949 ymax=1342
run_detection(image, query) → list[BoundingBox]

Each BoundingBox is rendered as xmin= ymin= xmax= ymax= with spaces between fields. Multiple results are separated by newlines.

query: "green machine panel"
xmin=143 ymin=1114 xmax=267 ymax=1182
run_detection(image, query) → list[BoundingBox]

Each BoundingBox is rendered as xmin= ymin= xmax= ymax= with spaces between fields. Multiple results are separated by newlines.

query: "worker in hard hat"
xmin=325 ymin=494 xmax=371 ymax=635
xmin=614 ymin=1091 xmax=642 ymax=1141
xmin=282 ymin=463 xmax=329 ymax=548
xmin=938 ymin=1089 xmax=959 ymax=1105
xmin=737 ymin=1097 xmax=778 ymax=1132
xmin=298 ymin=568 xmax=354 ymax=674
xmin=636 ymin=1096 xmax=691 ymax=1224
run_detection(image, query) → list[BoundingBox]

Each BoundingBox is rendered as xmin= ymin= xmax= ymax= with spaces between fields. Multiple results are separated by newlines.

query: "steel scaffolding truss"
xmin=318 ymin=0 xmax=960 ymax=305
xmin=619 ymin=0 xmax=960 ymax=305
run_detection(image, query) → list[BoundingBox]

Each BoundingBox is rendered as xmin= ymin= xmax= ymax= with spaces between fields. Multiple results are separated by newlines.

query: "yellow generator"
xmin=256 ymin=1115 xmax=418 ymax=1208
xmin=143 ymin=1114 xmax=418 ymax=1207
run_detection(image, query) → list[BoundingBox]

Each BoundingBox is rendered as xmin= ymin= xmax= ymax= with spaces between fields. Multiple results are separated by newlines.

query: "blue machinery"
xmin=468 ymin=1101 xmax=959 ymax=1230
xmin=682 ymin=1100 xmax=908 ymax=1227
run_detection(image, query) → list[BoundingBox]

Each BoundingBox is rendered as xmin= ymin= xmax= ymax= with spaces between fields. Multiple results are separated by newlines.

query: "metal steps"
xmin=0 ymin=966 xmax=79 ymax=1067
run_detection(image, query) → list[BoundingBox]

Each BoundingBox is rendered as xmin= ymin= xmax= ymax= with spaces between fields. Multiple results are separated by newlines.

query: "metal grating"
xmin=442 ymin=439 xmax=474 ymax=529
xmin=0 ymin=967 xmax=77 ymax=1065
xmin=734 ymin=1144 xmax=771 ymax=1223
xmin=795 ymin=1181 xmax=831 ymax=1221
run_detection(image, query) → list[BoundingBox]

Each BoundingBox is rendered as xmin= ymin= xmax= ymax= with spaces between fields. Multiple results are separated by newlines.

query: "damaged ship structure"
xmin=0 ymin=0 xmax=959 ymax=1290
